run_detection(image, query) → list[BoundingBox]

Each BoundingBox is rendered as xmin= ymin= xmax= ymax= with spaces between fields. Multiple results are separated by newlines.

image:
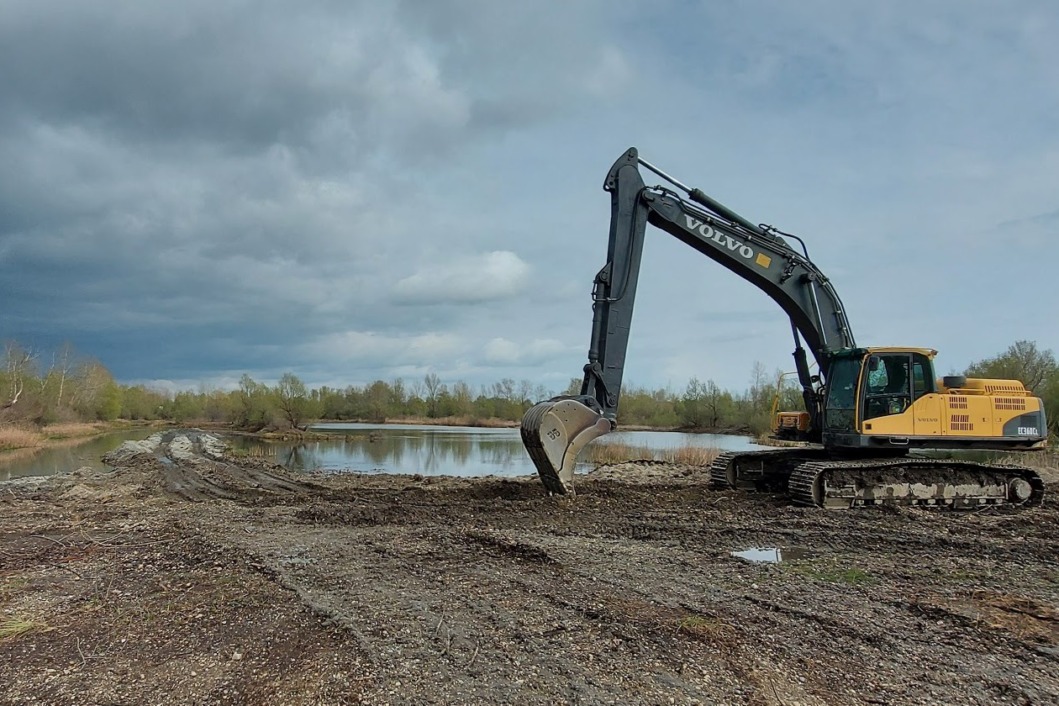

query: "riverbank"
xmin=0 ymin=420 xmax=163 ymax=452
xmin=1 ymin=431 xmax=1057 ymax=704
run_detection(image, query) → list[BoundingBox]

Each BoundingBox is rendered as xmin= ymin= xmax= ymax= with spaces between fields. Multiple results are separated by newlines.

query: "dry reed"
xmin=584 ymin=442 xmax=657 ymax=464
xmin=381 ymin=416 xmax=517 ymax=428
xmin=659 ymin=445 xmax=720 ymax=466
xmin=42 ymin=422 xmax=106 ymax=439
xmin=584 ymin=442 xmax=719 ymax=466
xmin=0 ymin=427 xmax=44 ymax=451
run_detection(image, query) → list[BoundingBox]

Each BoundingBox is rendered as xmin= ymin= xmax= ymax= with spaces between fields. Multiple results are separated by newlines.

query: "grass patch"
xmin=784 ymin=561 xmax=876 ymax=586
xmin=0 ymin=426 xmax=44 ymax=451
xmin=1 ymin=420 xmax=133 ymax=449
xmin=677 ymin=614 xmax=735 ymax=641
xmin=940 ymin=568 xmax=980 ymax=584
xmin=0 ymin=617 xmax=49 ymax=641
xmin=997 ymin=449 xmax=1059 ymax=484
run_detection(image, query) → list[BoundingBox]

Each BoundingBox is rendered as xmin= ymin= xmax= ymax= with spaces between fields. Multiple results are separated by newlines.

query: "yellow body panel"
xmin=941 ymin=378 xmax=1029 ymax=396
xmin=860 ymin=392 xmax=1043 ymax=438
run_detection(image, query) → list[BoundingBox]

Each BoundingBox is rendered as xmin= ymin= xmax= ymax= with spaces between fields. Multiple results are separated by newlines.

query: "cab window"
xmin=864 ymin=353 xmax=912 ymax=420
xmin=911 ymin=354 xmax=934 ymax=400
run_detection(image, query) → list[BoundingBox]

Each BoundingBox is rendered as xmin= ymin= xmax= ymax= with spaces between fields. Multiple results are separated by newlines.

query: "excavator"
xmin=521 ymin=148 xmax=1047 ymax=509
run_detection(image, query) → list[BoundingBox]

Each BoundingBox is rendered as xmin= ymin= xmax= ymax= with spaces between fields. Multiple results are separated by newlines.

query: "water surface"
xmin=1 ymin=423 xmax=767 ymax=481
xmin=0 ymin=429 xmax=156 ymax=482
xmin=228 ymin=423 xmax=767 ymax=478
xmin=731 ymin=547 xmax=815 ymax=563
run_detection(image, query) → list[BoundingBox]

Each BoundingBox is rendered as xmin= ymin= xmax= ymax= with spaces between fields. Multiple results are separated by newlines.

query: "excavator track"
xmin=787 ymin=457 xmax=1045 ymax=509
xmin=709 ymin=448 xmax=830 ymax=490
xmin=711 ymin=449 xmax=1045 ymax=509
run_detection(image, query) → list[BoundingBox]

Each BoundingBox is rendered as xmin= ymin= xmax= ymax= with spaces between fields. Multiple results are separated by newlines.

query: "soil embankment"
xmin=2 ymin=430 xmax=1057 ymax=705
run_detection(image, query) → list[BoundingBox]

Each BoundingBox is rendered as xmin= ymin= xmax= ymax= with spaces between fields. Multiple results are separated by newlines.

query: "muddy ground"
xmin=1 ymin=431 xmax=1057 ymax=705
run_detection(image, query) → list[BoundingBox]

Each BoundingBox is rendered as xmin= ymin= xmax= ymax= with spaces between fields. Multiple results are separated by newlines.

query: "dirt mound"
xmin=102 ymin=429 xmax=227 ymax=466
xmin=586 ymin=460 xmax=710 ymax=485
xmin=55 ymin=429 xmax=329 ymax=505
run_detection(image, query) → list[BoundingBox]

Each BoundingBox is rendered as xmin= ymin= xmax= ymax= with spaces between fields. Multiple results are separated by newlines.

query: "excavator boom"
xmin=521 ymin=147 xmax=854 ymax=493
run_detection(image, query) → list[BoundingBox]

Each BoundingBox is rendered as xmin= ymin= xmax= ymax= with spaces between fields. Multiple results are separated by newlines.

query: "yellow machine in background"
xmin=771 ymin=371 xmax=810 ymax=441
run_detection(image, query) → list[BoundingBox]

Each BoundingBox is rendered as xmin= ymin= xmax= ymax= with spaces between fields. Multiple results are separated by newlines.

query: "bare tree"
xmin=3 ymin=342 xmax=37 ymax=409
xmin=423 ymin=372 xmax=442 ymax=417
xmin=409 ymin=378 xmax=425 ymax=402
xmin=45 ymin=341 xmax=77 ymax=409
xmin=518 ymin=379 xmax=534 ymax=405
xmin=492 ymin=378 xmax=516 ymax=401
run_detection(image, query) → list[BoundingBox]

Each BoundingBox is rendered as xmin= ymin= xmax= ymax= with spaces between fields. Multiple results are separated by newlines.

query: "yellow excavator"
xmin=521 ymin=148 xmax=1047 ymax=509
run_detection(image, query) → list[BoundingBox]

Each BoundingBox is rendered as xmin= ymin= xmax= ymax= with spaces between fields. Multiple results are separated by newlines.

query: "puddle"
xmin=730 ymin=547 xmax=814 ymax=563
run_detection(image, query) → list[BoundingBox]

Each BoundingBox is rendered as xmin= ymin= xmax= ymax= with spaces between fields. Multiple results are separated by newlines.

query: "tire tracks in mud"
xmin=102 ymin=430 xmax=331 ymax=504
xmin=76 ymin=434 xmax=1059 ymax=705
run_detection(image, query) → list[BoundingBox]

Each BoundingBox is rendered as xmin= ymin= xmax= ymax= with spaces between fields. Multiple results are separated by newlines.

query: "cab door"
xmin=823 ymin=355 xmax=861 ymax=434
xmin=910 ymin=354 xmax=942 ymax=437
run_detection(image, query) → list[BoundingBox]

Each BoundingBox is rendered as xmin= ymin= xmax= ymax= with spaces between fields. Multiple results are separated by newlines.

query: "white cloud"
xmin=484 ymin=337 xmax=569 ymax=365
xmin=302 ymin=330 xmax=465 ymax=368
xmin=392 ymin=251 xmax=531 ymax=305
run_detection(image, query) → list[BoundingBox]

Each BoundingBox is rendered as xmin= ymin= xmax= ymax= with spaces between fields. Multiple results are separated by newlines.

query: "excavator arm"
xmin=522 ymin=148 xmax=856 ymax=494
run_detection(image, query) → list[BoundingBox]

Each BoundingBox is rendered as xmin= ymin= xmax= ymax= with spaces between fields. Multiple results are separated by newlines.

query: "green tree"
xmin=449 ymin=381 xmax=474 ymax=417
xmin=274 ymin=373 xmax=318 ymax=430
xmin=121 ymin=385 xmax=166 ymax=420
xmin=968 ymin=340 xmax=1059 ymax=436
xmin=676 ymin=378 xmax=732 ymax=430
xmin=966 ymin=340 xmax=1057 ymax=392
xmin=234 ymin=374 xmax=273 ymax=429
xmin=70 ymin=359 xmax=119 ymax=421
xmin=363 ymin=380 xmax=392 ymax=421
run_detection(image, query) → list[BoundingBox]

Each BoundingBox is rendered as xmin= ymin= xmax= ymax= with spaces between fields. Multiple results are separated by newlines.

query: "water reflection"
xmin=0 ymin=429 xmax=156 ymax=482
xmin=226 ymin=423 xmax=768 ymax=478
xmin=0 ymin=423 xmax=768 ymax=481
xmin=731 ymin=547 xmax=815 ymax=563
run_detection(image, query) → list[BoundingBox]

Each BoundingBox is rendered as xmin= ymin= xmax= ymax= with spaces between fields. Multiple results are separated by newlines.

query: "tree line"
xmin=2 ymin=339 xmax=1057 ymax=436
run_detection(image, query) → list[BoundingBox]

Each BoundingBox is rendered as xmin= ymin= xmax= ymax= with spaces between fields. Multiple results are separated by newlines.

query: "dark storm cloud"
xmin=1 ymin=2 xmax=453 ymax=163
xmin=0 ymin=0 xmax=630 ymax=387
xmin=2 ymin=1 xmax=1057 ymax=393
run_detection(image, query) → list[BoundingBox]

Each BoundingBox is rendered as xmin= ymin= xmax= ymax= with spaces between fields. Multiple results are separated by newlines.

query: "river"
xmin=0 ymin=423 xmax=767 ymax=481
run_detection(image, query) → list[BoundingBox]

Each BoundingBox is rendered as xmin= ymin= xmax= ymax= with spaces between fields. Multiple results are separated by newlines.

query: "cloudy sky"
xmin=2 ymin=1 xmax=1057 ymax=397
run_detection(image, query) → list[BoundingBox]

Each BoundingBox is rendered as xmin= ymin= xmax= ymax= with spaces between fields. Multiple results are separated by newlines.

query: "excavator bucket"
xmin=520 ymin=397 xmax=614 ymax=495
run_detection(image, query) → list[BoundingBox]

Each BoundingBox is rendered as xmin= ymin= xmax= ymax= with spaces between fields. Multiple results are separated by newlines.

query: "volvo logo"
xmin=684 ymin=216 xmax=755 ymax=259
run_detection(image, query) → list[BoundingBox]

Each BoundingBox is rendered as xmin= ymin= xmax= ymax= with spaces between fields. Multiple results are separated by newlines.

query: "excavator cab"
xmin=821 ymin=346 xmax=1046 ymax=450
xmin=823 ymin=347 xmax=933 ymax=440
